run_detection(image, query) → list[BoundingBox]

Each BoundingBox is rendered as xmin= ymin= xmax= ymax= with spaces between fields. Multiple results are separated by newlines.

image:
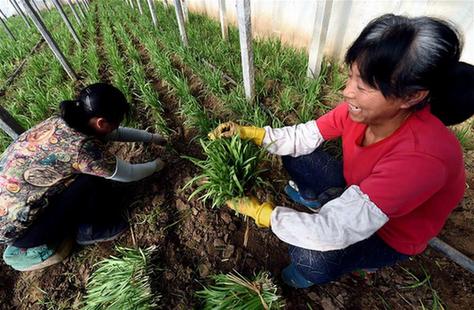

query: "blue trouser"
xmin=282 ymin=148 xmax=409 ymax=284
xmin=282 ymin=148 xmax=345 ymax=200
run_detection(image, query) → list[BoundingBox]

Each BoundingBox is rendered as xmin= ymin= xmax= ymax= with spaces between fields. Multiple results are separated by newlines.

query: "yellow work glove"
xmin=226 ymin=196 xmax=274 ymax=228
xmin=208 ymin=121 xmax=265 ymax=146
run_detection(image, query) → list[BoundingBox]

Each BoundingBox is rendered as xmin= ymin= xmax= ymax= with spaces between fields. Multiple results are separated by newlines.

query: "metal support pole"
xmin=129 ymin=0 xmax=135 ymax=9
xmin=14 ymin=0 xmax=33 ymax=27
xmin=307 ymin=0 xmax=333 ymax=79
xmin=146 ymin=0 xmax=157 ymax=27
xmin=23 ymin=0 xmax=78 ymax=80
xmin=0 ymin=10 xmax=16 ymax=40
xmin=31 ymin=0 xmax=42 ymax=16
xmin=67 ymin=0 xmax=82 ymax=25
xmin=0 ymin=9 xmax=7 ymax=20
xmin=429 ymin=238 xmax=474 ymax=274
xmin=181 ymin=0 xmax=188 ymax=22
xmin=75 ymin=0 xmax=86 ymax=19
xmin=136 ymin=0 xmax=144 ymax=15
xmin=173 ymin=0 xmax=188 ymax=46
xmin=78 ymin=0 xmax=88 ymax=15
xmin=163 ymin=0 xmax=169 ymax=8
xmin=51 ymin=0 xmax=80 ymax=46
xmin=10 ymin=0 xmax=32 ymax=28
xmin=42 ymin=0 xmax=51 ymax=11
xmin=82 ymin=0 xmax=90 ymax=10
xmin=0 ymin=106 xmax=25 ymax=140
xmin=218 ymin=0 xmax=228 ymax=40
xmin=236 ymin=0 xmax=255 ymax=102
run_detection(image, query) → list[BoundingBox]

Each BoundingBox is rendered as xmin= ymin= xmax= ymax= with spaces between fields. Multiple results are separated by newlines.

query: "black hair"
xmin=345 ymin=14 xmax=473 ymax=126
xmin=60 ymin=83 xmax=130 ymax=135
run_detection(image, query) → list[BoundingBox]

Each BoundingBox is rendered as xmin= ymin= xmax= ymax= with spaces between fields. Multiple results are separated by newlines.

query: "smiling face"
xmin=343 ymin=63 xmax=411 ymax=126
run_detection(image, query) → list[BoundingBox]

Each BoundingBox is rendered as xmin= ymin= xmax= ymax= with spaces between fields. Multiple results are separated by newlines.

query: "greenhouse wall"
xmin=182 ymin=0 xmax=474 ymax=64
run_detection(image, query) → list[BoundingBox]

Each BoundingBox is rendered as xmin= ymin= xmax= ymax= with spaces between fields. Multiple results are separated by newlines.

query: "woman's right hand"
xmin=208 ymin=121 xmax=240 ymax=140
xmin=208 ymin=121 xmax=266 ymax=146
xmin=155 ymin=158 xmax=166 ymax=172
xmin=226 ymin=196 xmax=274 ymax=228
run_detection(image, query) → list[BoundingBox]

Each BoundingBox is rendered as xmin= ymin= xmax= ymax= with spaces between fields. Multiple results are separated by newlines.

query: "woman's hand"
xmin=226 ymin=196 xmax=274 ymax=228
xmin=208 ymin=121 xmax=240 ymax=140
xmin=151 ymin=133 xmax=167 ymax=145
xmin=154 ymin=158 xmax=166 ymax=172
xmin=208 ymin=121 xmax=265 ymax=145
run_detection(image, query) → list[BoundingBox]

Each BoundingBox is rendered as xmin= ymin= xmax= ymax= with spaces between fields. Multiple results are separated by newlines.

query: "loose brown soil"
xmin=1 ymin=147 xmax=473 ymax=309
xmin=93 ymin=3 xmax=111 ymax=84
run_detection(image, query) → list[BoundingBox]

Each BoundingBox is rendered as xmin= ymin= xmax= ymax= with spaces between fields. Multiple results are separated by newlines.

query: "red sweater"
xmin=316 ymin=102 xmax=465 ymax=255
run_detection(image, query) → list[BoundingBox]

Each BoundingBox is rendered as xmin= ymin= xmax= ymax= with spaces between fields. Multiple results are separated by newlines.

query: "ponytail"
xmin=430 ymin=62 xmax=474 ymax=126
xmin=60 ymin=99 xmax=95 ymax=135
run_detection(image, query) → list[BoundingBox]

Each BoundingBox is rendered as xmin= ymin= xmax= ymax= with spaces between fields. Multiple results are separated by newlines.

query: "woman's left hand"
xmin=151 ymin=134 xmax=167 ymax=145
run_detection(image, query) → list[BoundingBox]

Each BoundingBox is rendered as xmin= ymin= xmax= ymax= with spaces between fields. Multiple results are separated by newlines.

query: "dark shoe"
xmin=76 ymin=217 xmax=128 ymax=245
xmin=3 ymin=239 xmax=73 ymax=271
xmin=281 ymin=263 xmax=314 ymax=288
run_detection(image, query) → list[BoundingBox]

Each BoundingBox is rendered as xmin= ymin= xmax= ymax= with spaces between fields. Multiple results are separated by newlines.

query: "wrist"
xmin=240 ymin=126 xmax=265 ymax=146
xmin=255 ymin=202 xmax=274 ymax=228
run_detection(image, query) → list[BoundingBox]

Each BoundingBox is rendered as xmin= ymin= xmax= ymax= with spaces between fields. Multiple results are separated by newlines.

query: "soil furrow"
xmin=94 ymin=3 xmax=111 ymax=83
xmin=105 ymin=16 xmax=207 ymax=307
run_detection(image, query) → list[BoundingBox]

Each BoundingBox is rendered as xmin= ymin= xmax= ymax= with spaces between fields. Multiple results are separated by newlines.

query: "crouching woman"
xmin=0 ymin=83 xmax=166 ymax=271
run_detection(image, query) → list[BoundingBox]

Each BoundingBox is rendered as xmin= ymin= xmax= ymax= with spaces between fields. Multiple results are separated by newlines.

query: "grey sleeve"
xmin=105 ymin=127 xmax=154 ymax=143
xmin=106 ymin=157 xmax=157 ymax=182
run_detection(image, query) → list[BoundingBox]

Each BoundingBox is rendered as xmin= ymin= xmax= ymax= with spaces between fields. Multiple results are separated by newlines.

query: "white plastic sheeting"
xmin=181 ymin=0 xmax=474 ymax=64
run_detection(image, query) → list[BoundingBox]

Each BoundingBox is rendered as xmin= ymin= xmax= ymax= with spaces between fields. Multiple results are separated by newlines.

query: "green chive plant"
xmin=0 ymin=11 xmax=75 ymax=130
xmin=197 ymin=271 xmax=285 ymax=310
xmin=185 ymin=135 xmax=268 ymax=208
xmin=400 ymin=264 xmax=446 ymax=310
xmin=113 ymin=21 xmax=169 ymax=134
xmin=123 ymin=8 xmax=218 ymax=136
xmin=452 ymin=119 xmax=474 ymax=150
xmin=82 ymin=246 xmax=160 ymax=310
xmin=0 ymin=15 xmax=41 ymax=83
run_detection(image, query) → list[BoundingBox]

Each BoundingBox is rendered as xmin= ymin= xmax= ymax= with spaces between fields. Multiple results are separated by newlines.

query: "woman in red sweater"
xmin=210 ymin=14 xmax=474 ymax=287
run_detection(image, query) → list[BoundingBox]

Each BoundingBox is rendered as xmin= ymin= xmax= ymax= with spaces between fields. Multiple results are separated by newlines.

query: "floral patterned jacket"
xmin=0 ymin=116 xmax=116 ymax=244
